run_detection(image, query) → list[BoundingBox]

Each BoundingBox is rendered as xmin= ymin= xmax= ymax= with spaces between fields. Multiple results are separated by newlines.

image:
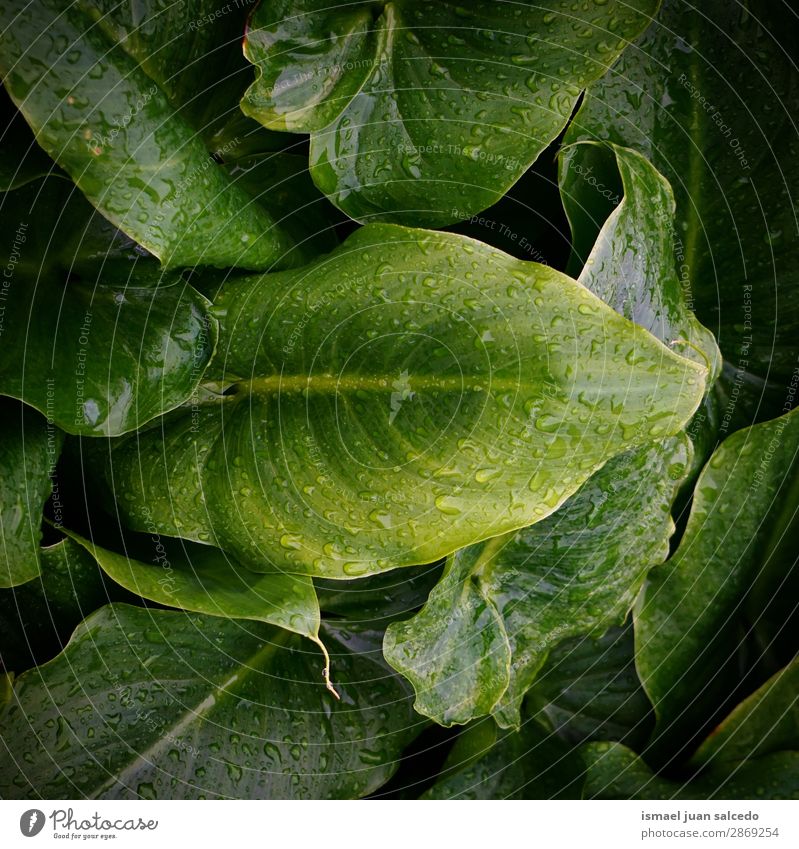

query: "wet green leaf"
xmin=242 ymin=0 xmax=658 ymax=225
xmin=561 ymin=141 xmax=721 ymax=468
xmin=528 ymin=626 xmax=654 ymax=749
xmin=582 ymin=742 xmax=799 ymax=800
xmin=0 ymin=604 xmax=422 ymax=799
xmin=0 ymin=0 xmax=299 ymax=269
xmin=96 ymin=224 xmax=706 ymax=578
xmin=636 ymin=407 xmax=799 ymax=761
xmin=423 ymin=717 xmax=582 ymax=799
xmin=78 ymin=0 xmax=254 ymax=123
xmin=65 ymin=530 xmax=334 ymax=689
xmin=384 ymin=436 xmax=691 ymax=728
xmin=0 ymin=269 xmax=216 ymax=436
xmin=384 ymin=147 xmax=706 ymax=729
xmin=562 ymin=0 xmax=799 ymax=394
xmin=0 ymin=538 xmax=108 ymax=671
xmin=691 ymin=657 xmax=799 ymax=772
xmin=0 ymin=404 xmax=61 ymax=588
xmin=0 ymin=175 xmax=153 ymax=281
xmin=564 ymin=143 xmax=719 ymax=381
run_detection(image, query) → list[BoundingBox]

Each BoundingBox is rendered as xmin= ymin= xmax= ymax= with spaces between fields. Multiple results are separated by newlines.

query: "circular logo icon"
xmin=19 ymin=810 xmax=46 ymax=837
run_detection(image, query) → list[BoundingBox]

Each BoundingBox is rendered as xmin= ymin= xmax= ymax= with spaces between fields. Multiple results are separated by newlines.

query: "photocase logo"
xmin=389 ymin=370 xmax=414 ymax=425
xmin=19 ymin=809 xmax=46 ymax=837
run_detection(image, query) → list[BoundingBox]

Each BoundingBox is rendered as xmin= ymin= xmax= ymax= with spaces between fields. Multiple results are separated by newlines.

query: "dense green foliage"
xmin=0 ymin=0 xmax=796 ymax=800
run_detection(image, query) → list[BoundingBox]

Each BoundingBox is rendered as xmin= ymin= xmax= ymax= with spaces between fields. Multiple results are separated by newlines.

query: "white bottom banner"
xmin=0 ymin=800 xmax=796 ymax=849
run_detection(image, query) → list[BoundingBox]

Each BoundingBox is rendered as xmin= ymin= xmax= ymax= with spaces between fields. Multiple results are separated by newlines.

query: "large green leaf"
xmin=77 ymin=0 xmax=253 ymax=121
xmin=0 ymin=0 xmax=300 ymax=269
xmin=384 ymin=435 xmax=691 ymax=728
xmin=0 ymin=404 xmax=62 ymax=588
xmin=562 ymin=0 xmax=799 ymax=394
xmin=65 ymin=530 xmax=335 ymax=693
xmin=383 ymin=145 xmax=710 ymax=729
xmin=565 ymin=143 xmax=718 ymax=381
xmin=561 ymin=140 xmax=721 ymax=467
xmin=0 ymin=538 xmax=108 ymax=671
xmin=97 ymin=224 xmax=707 ymax=578
xmin=691 ymin=657 xmax=799 ymax=772
xmin=582 ymin=742 xmax=799 ymax=800
xmin=422 ymin=717 xmax=582 ymax=800
xmin=0 ymin=269 xmax=216 ymax=436
xmin=61 ymin=1 xmax=341 ymax=262
xmin=527 ymin=625 xmax=654 ymax=749
xmin=0 ymin=604 xmax=422 ymax=799
xmin=635 ymin=407 xmax=799 ymax=762
xmin=242 ymin=0 xmax=659 ymax=226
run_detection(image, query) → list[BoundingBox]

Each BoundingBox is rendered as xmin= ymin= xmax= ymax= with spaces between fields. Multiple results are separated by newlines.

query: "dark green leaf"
xmin=582 ymin=742 xmax=799 ymax=800
xmin=635 ymin=407 xmax=799 ymax=761
xmin=0 ymin=537 xmax=107 ymax=671
xmin=423 ymin=717 xmax=582 ymax=799
xmin=242 ymin=0 xmax=659 ymax=225
xmin=0 ymin=270 xmax=216 ymax=436
xmin=0 ymin=0 xmax=299 ymax=269
xmin=97 ymin=224 xmax=707 ymax=578
xmin=78 ymin=0 xmax=254 ymax=121
xmin=0 ymin=175 xmax=153 ymax=280
xmin=562 ymin=0 xmax=799 ymax=393
xmin=384 ymin=436 xmax=691 ymax=728
xmin=0 ymin=404 xmax=61 ymax=588
xmin=65 ymin=530 xmax=334 ymax=691
xmin=691 ymin=657 xmax=799 ymax=771
xmin=0 ymin=604 xmax=422 ymax=799
xmin=528 ymin=625 xmax=654 ymax=749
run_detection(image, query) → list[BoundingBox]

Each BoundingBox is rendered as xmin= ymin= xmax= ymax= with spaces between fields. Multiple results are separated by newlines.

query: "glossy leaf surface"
xmin=636 ymin=407 xmax=799 ymax=760
xmin=563 ymin=0 xmax=799 ymax=390
xmin=0 ymin=405 xmax=61 ymax=588
xmin=0 ymin=604 xmax=421 ymax=799
xmin=423 ymin=717 xmax=582 ymax=800
xmin=384 ymin=146 xmax=707 ymax=728
xmin=66 ymin=531 xmax=328 ymax=672
xmin=0 ymin=270 xmax=215 ymax=437
xmin=99 ymin=224 xmax=706 ymax=578
xmin=242 ymin=0 xmax=659 ymax=225
xmin=0 ymin=175 xmax=153 ymax=280
xmin=384 ymin=436 xmax=690 ymax=728
xmin=0 ymin=0 xmax=298 ymax=269
xmin=564 ymin=143 xmax=719 ymax=380
xmin=583 ymin=742 xmax=799 ymax=800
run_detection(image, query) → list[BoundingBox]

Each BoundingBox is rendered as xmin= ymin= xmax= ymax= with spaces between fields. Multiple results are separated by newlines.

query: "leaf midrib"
xmin=87 ymin=627 xmax=292 ymax=799
xmin=233 ymin=372 xmax=521 ymax=395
